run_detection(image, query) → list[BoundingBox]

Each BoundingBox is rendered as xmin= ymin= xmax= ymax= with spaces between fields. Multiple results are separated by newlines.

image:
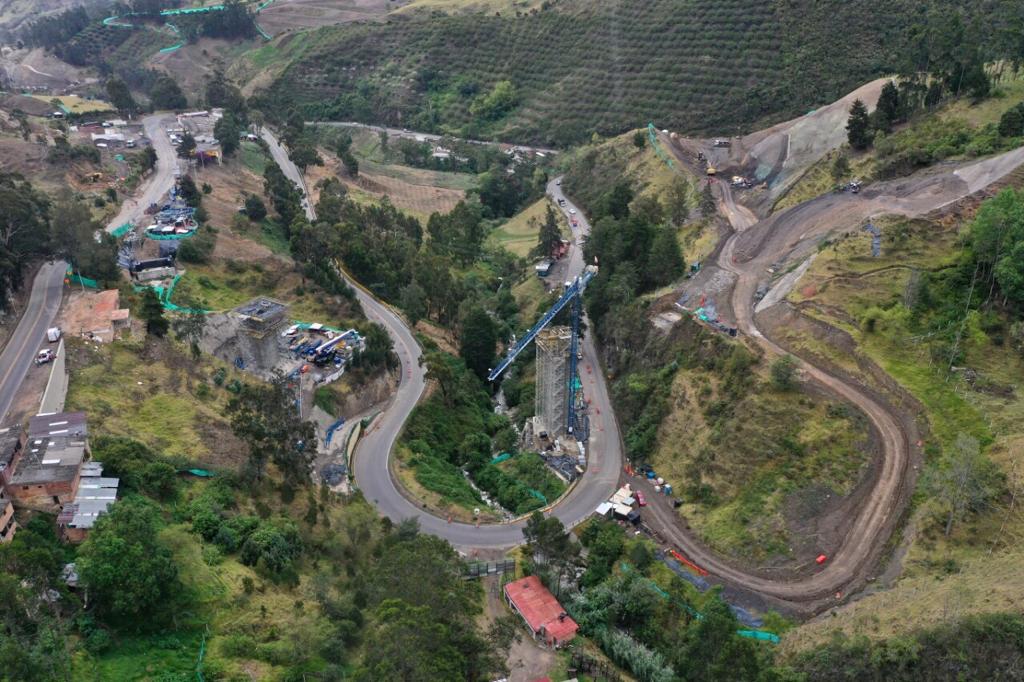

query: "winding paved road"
xmin=0 ymin=261 xmax=67 ymax=423
xmin=264 ymin=127 xmax=620 ymax=547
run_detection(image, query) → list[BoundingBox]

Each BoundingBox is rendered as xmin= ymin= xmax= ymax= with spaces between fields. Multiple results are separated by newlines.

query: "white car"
xmin=556 ymin=180 xmax=562 ymax=186
xmin=569 ymin=209 xmax=577 ymax=215
xmin=35 ymin=349 xmax=55 ymax=366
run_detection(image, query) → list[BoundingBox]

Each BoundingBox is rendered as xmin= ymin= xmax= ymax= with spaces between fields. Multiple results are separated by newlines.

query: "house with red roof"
xmin=504 ymin=575 xmax=579 ymax=648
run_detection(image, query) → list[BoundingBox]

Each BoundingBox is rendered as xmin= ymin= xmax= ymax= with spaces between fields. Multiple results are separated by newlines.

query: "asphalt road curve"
xmin=262 ymin=127 xmax=622 ymax=549
xmin=0 ymin=261 xmax=67 ymax=423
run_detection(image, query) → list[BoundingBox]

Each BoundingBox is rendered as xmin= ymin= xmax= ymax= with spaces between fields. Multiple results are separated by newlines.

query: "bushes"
xmin=91 ymin=436 xmax=182 ymax=500
xmin=784 ymin=612 xmax=1024 ymax=681
xmin=474 ymin=464 xmax=544 ymax=515
xmin=239 ymin=520 xmax=302 ymax=576
xmin=176 ymin=226 xmax=215 ymax=264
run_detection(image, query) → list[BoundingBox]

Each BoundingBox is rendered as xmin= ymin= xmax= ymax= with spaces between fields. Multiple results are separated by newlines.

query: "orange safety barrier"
xmin=670 ymin=549 xmax=709 ymax=577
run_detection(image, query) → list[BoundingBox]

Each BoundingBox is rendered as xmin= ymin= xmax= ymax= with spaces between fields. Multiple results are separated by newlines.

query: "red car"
xmin=635 ymin=491 xmax=647 ymax=507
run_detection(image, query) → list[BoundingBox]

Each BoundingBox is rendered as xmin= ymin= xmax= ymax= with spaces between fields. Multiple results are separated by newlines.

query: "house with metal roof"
xmin=504 ymin=575 xmax=579 ymax=648
xmin=57 ymin=462 xmax=119 ymax=543
xmin=4 ymin=412 xmax=89 ymax=511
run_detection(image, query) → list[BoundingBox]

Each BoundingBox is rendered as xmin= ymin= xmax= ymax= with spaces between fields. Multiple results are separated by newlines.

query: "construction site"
xmin=488 ymin=262 xmax=599 ymax=490
xmin=199 ymin=297 xmax=365 ymax=384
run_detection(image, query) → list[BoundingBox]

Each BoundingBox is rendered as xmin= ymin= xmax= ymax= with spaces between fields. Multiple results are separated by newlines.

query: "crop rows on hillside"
xmin=259 ymin=0 xmax=917 ymax=144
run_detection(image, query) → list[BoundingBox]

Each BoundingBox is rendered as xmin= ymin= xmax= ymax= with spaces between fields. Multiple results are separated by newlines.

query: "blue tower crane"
xmin=488 ymin=265 xmax=598 ymax=436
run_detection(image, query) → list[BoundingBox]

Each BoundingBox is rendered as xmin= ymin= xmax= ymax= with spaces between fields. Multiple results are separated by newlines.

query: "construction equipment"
xmin=488 ymin=264 xmax=598 ymax=436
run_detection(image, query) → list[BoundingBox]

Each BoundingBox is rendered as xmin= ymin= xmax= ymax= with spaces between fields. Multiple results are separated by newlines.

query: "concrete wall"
xmin=38 ymin=339 xmax=67 ymax=415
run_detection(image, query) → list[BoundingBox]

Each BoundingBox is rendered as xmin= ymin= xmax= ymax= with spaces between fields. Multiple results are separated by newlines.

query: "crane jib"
xmin=487 ymin=268 xmax=595 ymax=382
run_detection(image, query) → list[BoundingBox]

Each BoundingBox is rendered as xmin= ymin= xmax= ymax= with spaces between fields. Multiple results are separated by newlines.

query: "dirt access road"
xmin=105 ymin=114 xmax=179 ymax=234
xmin=649 ymin=135 xmax=1024 ymax=613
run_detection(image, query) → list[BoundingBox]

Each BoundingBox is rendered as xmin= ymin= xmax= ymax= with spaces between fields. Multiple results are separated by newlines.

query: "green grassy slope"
xmin=253 ymin=0 xmax=930 ymax=145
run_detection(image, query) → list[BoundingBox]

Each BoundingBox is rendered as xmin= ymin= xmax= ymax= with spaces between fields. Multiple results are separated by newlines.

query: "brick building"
xmin=0 ymin=492 xmax=15 ymax=543
xmin=504 ymin=575 xmax=579 ymax=648
xmin=4 ymin=412 xmax=88 ymax=511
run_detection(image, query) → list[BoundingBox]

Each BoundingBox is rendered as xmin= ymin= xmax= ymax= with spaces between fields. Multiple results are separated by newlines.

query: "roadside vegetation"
xmin=0 ymin=439 xmax=516 ymax=680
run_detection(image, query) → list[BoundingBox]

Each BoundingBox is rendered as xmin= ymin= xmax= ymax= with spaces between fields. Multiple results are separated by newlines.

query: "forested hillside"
xmin=252 ymin=0 xmax=1024 ymax=145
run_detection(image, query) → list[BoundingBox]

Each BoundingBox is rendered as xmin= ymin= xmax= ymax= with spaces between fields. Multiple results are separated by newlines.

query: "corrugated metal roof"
xmin=504 ymin=575 xmax=578 ymax=643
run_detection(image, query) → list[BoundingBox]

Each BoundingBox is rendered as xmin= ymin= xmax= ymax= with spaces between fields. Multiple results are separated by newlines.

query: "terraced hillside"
xmin=254 ymin=0 xmax=937 ymax=145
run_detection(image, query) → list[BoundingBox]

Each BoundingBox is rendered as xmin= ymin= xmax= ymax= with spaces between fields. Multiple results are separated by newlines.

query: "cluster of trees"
xmin=334 ymin=133 xmax=359 ymax=178
xmin=847 ymin=77 xmax=1024 ymax=179
xmin=150 ymin=74 xmax=188 ymax=110
xmin=474 ymin=158 xmax=545 ymax=218
xmin=902 ymin=187 xmax=1024 ymax=368
xmin=21 ymin=6 xmax=91 ymax=51
xmin=176 ymin=0 xmax=256 ymax=42
xmin=523 ymin=512 xmax=768 ymax=682
xmin=581 ymin=181 xmax=685 ymax=331
xmin=280 ymin=111 xmax=323 ymax=171
xmin=0 ymin=174 xmax=119 ymax=311
xmin=0 ymin=432 xmax=515 ymax=680
xmin=402 ymin=351 xmax=521 ymax=509
xmin=469 ymin=80 xmax=518 ymax=122
xmin=998 ymin=102 xmax=1024 ymax=138
xmin=393 ymin=136 xmax=503 ymax=174
xmin=226 ymin=375 xmax=318 ymax=488
xmin=846 ymin=80 xmax=922 ymax=151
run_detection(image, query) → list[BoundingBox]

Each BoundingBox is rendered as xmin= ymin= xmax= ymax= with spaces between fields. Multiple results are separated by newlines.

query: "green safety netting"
xmin=647 ymin=122 xmax=675 ymax=170
xmin=66 ymin=271 xmax=99 ymax=289
xmin=135 ymin=274 xmax=209 ymax=314
xmin=111 ymin=222 xmax=133 ymax=238
xmin=619 ymin=562 xmax=780 ymax=644
xmin=144 ymin=229 xmax=197 ymax=241
xmin=491 ymin=452 xmax=513 ymax=465
xmin=618 ymin=561 xmax=778 ymax=643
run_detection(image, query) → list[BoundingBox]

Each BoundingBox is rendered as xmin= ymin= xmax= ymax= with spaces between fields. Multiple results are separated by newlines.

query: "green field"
xmin=486 ymin=197 xmax=562 ymax=258
xmin=32 ymin=94 xmax=113 ymax=115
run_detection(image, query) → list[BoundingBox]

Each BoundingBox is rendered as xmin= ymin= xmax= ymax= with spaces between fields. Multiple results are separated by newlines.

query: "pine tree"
xmin=139 ymin=288 xmax=169 ymax=338
xmin=846 ymin=99 xmax=872 ymax=150
xmin=459 ymin=307 xmax=497 ymax=380
xmin=536 ymin=204 xmax=562 ymax=257
xmin=874 ymin=81 xmax=900 ymax=132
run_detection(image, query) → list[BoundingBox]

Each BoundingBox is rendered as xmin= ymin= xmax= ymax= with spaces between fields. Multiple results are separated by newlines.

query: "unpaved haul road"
xmin=641 ymin=142 xmax=1024 ymax=613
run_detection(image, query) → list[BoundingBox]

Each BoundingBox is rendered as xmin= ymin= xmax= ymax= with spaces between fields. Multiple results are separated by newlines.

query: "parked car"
xmin=636 ymin=491 xmax=647 ymax=507
xmin=35 ymin=349 xmax=55 ymax=366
